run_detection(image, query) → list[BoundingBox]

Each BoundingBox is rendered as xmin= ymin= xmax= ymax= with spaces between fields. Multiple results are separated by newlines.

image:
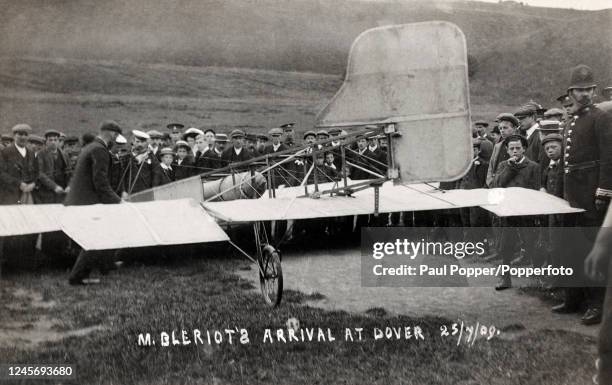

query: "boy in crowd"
xmin=493 ymin=134 xmax=541 ymax=290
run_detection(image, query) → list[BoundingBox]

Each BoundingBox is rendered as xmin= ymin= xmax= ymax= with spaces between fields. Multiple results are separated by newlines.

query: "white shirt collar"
xmin=15 ymin=144 xmax=26 ymax=157
xmin=273 ymin=143 xmax=281 ymax=151
xmin=234 ymin=147 xmax=243 ymax=155
xmin=368 ymin=145 xmax=377 ymax=152
xmin=549 ymin=159 xmax=559 ymax=168
xmin=526 ymin=123 xmax=539 ymax=139
xmin=161 ymin=163 xmax=172 ymax=171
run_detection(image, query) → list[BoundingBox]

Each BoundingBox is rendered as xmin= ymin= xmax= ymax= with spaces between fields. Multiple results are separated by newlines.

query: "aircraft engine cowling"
xmin=202 ymin=171 xmax=267 ymax=201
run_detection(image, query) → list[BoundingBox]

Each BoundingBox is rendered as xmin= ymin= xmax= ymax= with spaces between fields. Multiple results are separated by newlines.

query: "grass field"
xmin=0 ymin=250 xmax=598 ymax=385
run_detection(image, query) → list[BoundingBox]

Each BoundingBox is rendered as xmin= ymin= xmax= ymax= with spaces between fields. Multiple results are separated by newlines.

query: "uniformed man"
xmin=220 ymin=129 xmax=253 ymax=170
xmin=486 ymin=113 xmax=519 ymax=187
xmin=172 ymin=140 xmax=195 ymax=180
xmin=64 ymin=120 xmax=125 ymax=285
xmin=167 ymin=123 xmax=184 ymax=145
xmin=281 ymin=122 xmax=296 ymax=147
xmin=120 ymin=130 xmax=157 ymax=195
xmin=553 ymin=64 xmax=612 ymax=325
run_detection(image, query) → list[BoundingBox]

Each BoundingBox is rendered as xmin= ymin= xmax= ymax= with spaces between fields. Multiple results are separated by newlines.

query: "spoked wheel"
xmin=258 ymin=244 xmax=283 ymax=307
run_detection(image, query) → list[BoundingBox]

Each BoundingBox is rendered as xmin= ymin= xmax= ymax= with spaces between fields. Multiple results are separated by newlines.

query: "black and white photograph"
xmin=0 ymin=0 xmax=611 ymax=384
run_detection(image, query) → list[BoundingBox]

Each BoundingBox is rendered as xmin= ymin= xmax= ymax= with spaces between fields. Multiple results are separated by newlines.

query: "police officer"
xmin=553 ymin=64 xmax=612 ymax=325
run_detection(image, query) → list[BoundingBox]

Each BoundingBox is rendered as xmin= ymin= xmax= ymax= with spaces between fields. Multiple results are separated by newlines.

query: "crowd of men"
xmin=0 ymin=64 xmax=611 ymax=326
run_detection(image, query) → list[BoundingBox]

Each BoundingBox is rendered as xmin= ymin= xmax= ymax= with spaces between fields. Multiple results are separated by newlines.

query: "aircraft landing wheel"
xmin=258 ymin=244 xmax=283 ymax=307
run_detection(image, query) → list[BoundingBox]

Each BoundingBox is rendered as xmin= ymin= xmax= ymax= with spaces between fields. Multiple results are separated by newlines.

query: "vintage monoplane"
xmin=0 ymin=22 xmax=582 ymax=307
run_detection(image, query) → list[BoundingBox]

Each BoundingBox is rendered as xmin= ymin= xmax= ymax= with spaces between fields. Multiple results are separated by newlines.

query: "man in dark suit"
xmin=365 ymin=135 xmax=387 ymax=176
xmin=194 ymin=132 xmax=222 ymax=174
xmin=120 ymin=130 xmax=157 ymax=195
xmin=36 ymin=129 xmax=71 ymax=204
xmin=348 ymin=135 xmax=372 ymax=180
xmin=0 ymin=124 xmax=39 ymax=205
xmin=263 ymin=128 xmax=289 ymax=188
xmin=172 ymin=140 xmax=195 ymax=180
xmin=553 ymin=64 xmax=612 ymax=325
xmin=64 ymin=121 xmax=124 ymax=285
xmin=36 ymin=129 xmax=72 ymax=260
xmin=221 ymin=130 xmax=253 ymax=171
xmin=152 ymin=148 xmax=175 ymax=187
xmin=515 ymin=104 xmax=542 ymax=165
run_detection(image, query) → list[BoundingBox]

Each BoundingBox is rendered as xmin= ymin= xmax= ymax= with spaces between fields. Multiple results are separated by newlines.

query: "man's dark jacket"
xmin=0 ymin=144 xmax=38 ymax=204
xmin=64 ymin=137 xmax=121 ymax=205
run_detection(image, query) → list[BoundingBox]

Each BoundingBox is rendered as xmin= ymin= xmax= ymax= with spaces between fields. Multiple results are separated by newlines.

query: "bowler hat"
xmin=568 ymin=64 xmax=596 ymax=90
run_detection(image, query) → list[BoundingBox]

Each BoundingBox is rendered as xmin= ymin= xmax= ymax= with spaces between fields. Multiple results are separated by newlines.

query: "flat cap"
xmin=99 ymin=120 xmax=122 ymax=134
xmin=245 ymin=133 xmax=257 ymax=141
xmin=174 ymin=140 xmax=191 ymax=149
xmin=316 ymin=129 xmax=329 ymax=138
xmin=216 ymin=133 xmax=228 ymax=142
xmin=495 ymin=113 xmax=519 ymax=127
xmin=504 ymin=134 xmax=528 ymax=148
xmin=203 ymin=128 xmax=216 ymax=135
xmin=539 ymin=120 xmax=561 ymax=132
xmin=11 ymin=124 xmax=32 ymax=134
xmin=64 ymin=135 xmax=79 ymax=144
xmin=268 ymin=127 xmax=283 ymax=136
xmin=28 ymin=135 xmax=45 ymax=145
xmin=473 ymin=120 xmax=489 ymax=127
xmin=256 ymin=134 xmax=269 ymax=141
xmin=146 ymin=130 xmax=163 ymax=139
xmin=328 ymin=128 xmax=341 ymax=136
xmin=280 ymin=122 xmax=295 ymax=130
xmin=543 ymin=108 xmax=564 ymax=118
xmin=303 ymin=130 xmax=316 ymax=139
xmin=166 ymin=123 xmax=185 ymax=130
xmin=132 ymin=130 xmax=150 ymax=140
xmin=514 ymin=104 xmax=538 ymax=118
xmin=491 ymin=125 xmax=500 ymax=134
xmin=159 ymin=147 xmax=175 ymax=156
xmin=541 ymin=133 xmax=563 ymax=146
xmin=230 ymin=129 xmax=245 ymax=139
xmin=1 ymin=134 xmax=13 ymax=141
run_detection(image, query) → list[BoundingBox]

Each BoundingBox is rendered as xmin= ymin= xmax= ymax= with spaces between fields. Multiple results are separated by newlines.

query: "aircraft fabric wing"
xmin=0 ymin=203 xmax=65 ymax=236
xmin=479 ymin=187 xmax=583 ymax=217
xmin=60 ymin=199 xmax=228 ymax=250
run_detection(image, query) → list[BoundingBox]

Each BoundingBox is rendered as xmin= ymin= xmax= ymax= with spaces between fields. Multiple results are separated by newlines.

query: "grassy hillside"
xmin=0 ymin=0 xmax=609 ymax=105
